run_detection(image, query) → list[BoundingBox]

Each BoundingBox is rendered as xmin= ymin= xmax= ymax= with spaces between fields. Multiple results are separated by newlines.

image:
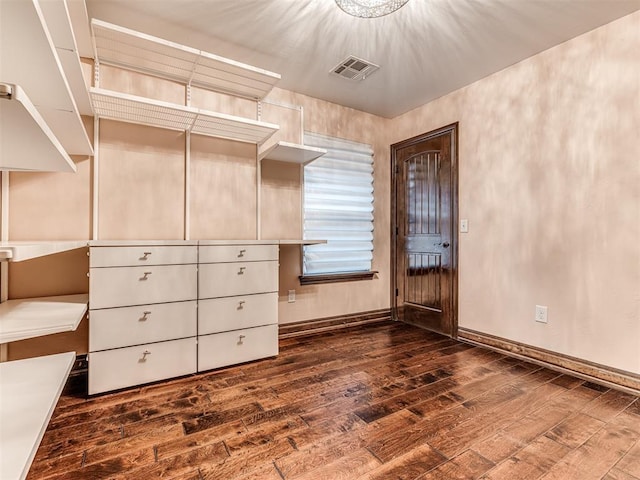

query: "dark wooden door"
xmin=391 ymin=124 xmax=457 ymax=336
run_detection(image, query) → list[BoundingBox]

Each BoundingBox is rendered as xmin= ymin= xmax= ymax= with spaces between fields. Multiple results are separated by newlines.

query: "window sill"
xmin=299 ymin=271 xmax=378 ymax=285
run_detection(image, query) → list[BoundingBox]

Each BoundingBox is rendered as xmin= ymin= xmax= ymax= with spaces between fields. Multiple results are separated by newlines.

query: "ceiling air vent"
xmin=331 ymin=56 xmax=379 ymax=81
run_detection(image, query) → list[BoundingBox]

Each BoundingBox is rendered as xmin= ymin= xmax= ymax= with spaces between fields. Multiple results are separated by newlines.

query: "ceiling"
xmin=84 ymin=0 xmax=640 ymax=118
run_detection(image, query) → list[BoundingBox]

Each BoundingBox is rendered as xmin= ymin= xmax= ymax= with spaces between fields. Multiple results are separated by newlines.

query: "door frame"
xmin=390 ymin=122 xmax=459 ymax=337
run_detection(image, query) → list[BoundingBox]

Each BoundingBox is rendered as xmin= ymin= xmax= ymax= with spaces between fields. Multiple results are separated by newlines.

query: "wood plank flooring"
xmin=28 ymin=322 xmax=640 ymax=480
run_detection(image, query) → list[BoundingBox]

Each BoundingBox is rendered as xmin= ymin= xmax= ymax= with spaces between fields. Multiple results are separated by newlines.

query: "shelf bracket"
xmin=94 ymin=61 xmax=100 ymax=88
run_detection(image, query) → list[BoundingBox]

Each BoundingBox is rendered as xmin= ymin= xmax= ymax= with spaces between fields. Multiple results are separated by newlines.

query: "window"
xmin=302 ymin=132 xmax=374 ymax=282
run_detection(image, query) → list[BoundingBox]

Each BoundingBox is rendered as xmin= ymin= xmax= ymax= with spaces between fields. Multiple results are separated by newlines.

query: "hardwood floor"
xmin=28 ymin=322 xmax=640 ymax=480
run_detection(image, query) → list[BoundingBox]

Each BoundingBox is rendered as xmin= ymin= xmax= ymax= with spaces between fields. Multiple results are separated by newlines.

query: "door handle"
xmin=442 ymin=242 xmax=450 ymax=248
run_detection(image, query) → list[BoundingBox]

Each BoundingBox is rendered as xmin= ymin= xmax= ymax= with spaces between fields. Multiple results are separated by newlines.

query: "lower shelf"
xmin=0 ymin=351 xmax=75 ymax=480
xmin=0 ymin=294 xmax=89 ymax=344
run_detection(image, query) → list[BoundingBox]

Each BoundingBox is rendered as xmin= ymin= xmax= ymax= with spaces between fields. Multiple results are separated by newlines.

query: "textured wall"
xmin=391 ymin=12 xmax=640 ymax=374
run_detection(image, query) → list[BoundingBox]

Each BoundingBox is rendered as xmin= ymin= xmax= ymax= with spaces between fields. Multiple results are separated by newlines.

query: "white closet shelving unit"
xmin=1 ymin=0 xmax=93 ymax=157
xmin=1 ymin=3 xmax=92 ymax=477
xmin=90 ymin=88 xmax=279 ymax=144
xmin=92 ymin=19 xmax=281 ymax=100
xmin=0 ymin=352 xmax=75 ymax=480
xmin=90 ymin=19 xmax=280 ymax=145
xmin=0 ymin=242 xmax=88 ymax=479
xmin=90 ymin=19 xmax=325 ymax=163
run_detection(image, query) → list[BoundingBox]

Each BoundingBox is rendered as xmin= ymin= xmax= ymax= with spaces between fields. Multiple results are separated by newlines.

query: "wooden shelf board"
xmin=91 ymin=88 xmax=279 ymax=145
xmin=92 ymin=19 xmax=280 ymax=100
xmin=0 ymin=294 xmax=88 ymax=344
xmin=0 ymin=352 xmax=75 ymax=480
xmin=258 ymin=141 xmax=327 ymax=164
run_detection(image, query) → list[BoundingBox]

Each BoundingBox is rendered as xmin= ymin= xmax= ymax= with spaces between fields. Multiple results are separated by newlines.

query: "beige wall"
xmin=391 ymin=11 xmax=640 ymax=374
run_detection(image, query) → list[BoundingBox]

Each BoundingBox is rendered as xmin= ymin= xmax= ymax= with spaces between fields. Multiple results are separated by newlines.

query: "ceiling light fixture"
xmin=335 ymin=0 xmax=410 ymax=18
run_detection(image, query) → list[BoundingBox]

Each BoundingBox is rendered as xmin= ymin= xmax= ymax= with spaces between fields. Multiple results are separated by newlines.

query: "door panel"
xmin=392 ymin=124 xmax=457 ymax=336
xmin=405 ymin=253 xmax=441 ymax=310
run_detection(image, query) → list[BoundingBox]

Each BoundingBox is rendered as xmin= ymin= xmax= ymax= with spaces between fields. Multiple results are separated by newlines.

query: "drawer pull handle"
xmin=238 ymin=335 xmax=246 ymax=345
xmin=238 ymin=267 xmax=246 ymax=275
xmin=238 ymin=249 xmax=246 ymax=258
xmin=140 ymin=350 xmax=151 ymax=362
xmin=140 ymin=252 xmax=152 ymax=260
xmin=140 ymin=271 xmax=152 ymax=280
xmin=139 ymin=311 xmax=152 ymax=321
xmin=238 ymin=300 xmax=245 ymax=310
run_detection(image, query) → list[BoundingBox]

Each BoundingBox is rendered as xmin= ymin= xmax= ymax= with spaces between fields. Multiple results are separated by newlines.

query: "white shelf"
xmin=0 ymin=351 xmax=75 ymax=480
xmin=39 ymin=0 xmax=93 ymax=116
xmin=258 ymin=141 xmax=327 ymax=164
xmin=279 ymin=240 xmax=328 ymax=245
xmin=91 ymin=19 xmax=280 ymax=100
xmin=91 ymin=88 xmax=279 ymax=145
xmin=0 ymin=294 xmax=88 ymax=344
xmin=0 ymin=84 xmax=76 ymax=173
xmin=0 ymin=241 xmax=88 ymax=262
xmin=0 ymin=240 xmax=324 ymax=255
xmin=1 ymin=0 xmax=93 ymax=155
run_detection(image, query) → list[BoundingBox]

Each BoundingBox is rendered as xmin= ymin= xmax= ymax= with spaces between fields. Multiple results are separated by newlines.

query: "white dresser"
xmin=88 ymin=242 xmax=199 ymax=395
xmin=198 ymin=242 xmax=279 ymax=371
xmin=87 ymin=241 xmax=279 ymax=394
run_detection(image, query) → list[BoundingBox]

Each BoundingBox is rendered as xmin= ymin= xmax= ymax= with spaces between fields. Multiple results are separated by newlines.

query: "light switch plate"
xmin=460 ymin=219 xmax=469 ymax=233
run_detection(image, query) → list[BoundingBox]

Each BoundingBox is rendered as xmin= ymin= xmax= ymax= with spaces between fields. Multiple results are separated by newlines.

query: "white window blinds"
xmin=303 ymin=132 xmax=374 ymax=275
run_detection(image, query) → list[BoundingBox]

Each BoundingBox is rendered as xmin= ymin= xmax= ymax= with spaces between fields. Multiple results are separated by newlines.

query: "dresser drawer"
xmin=199 ymin=261 xmax=278 ymax=299
xmin=90 ymin=264 xmax=197 ymax=309
xmin=198 ymin=324 xmax=278 ymax=372
xmin=88 ymin=338 xmax=197 ymax=394
xmin=90 ymin=300 xmax=197 ymax=351
xmin=90 ymin=246 xmax=197 ymax=268
xmin=199 ymin=293 xmax=277 ymax=335
xmin=198 ymin=245 xmax=278 ymax=264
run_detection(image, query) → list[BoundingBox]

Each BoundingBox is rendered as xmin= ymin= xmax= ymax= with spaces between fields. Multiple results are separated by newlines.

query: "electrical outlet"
xmin=535 ymin=305 xmax=548 ymax=323
xmin=288 ymin=290 xmax=296 ymax=303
